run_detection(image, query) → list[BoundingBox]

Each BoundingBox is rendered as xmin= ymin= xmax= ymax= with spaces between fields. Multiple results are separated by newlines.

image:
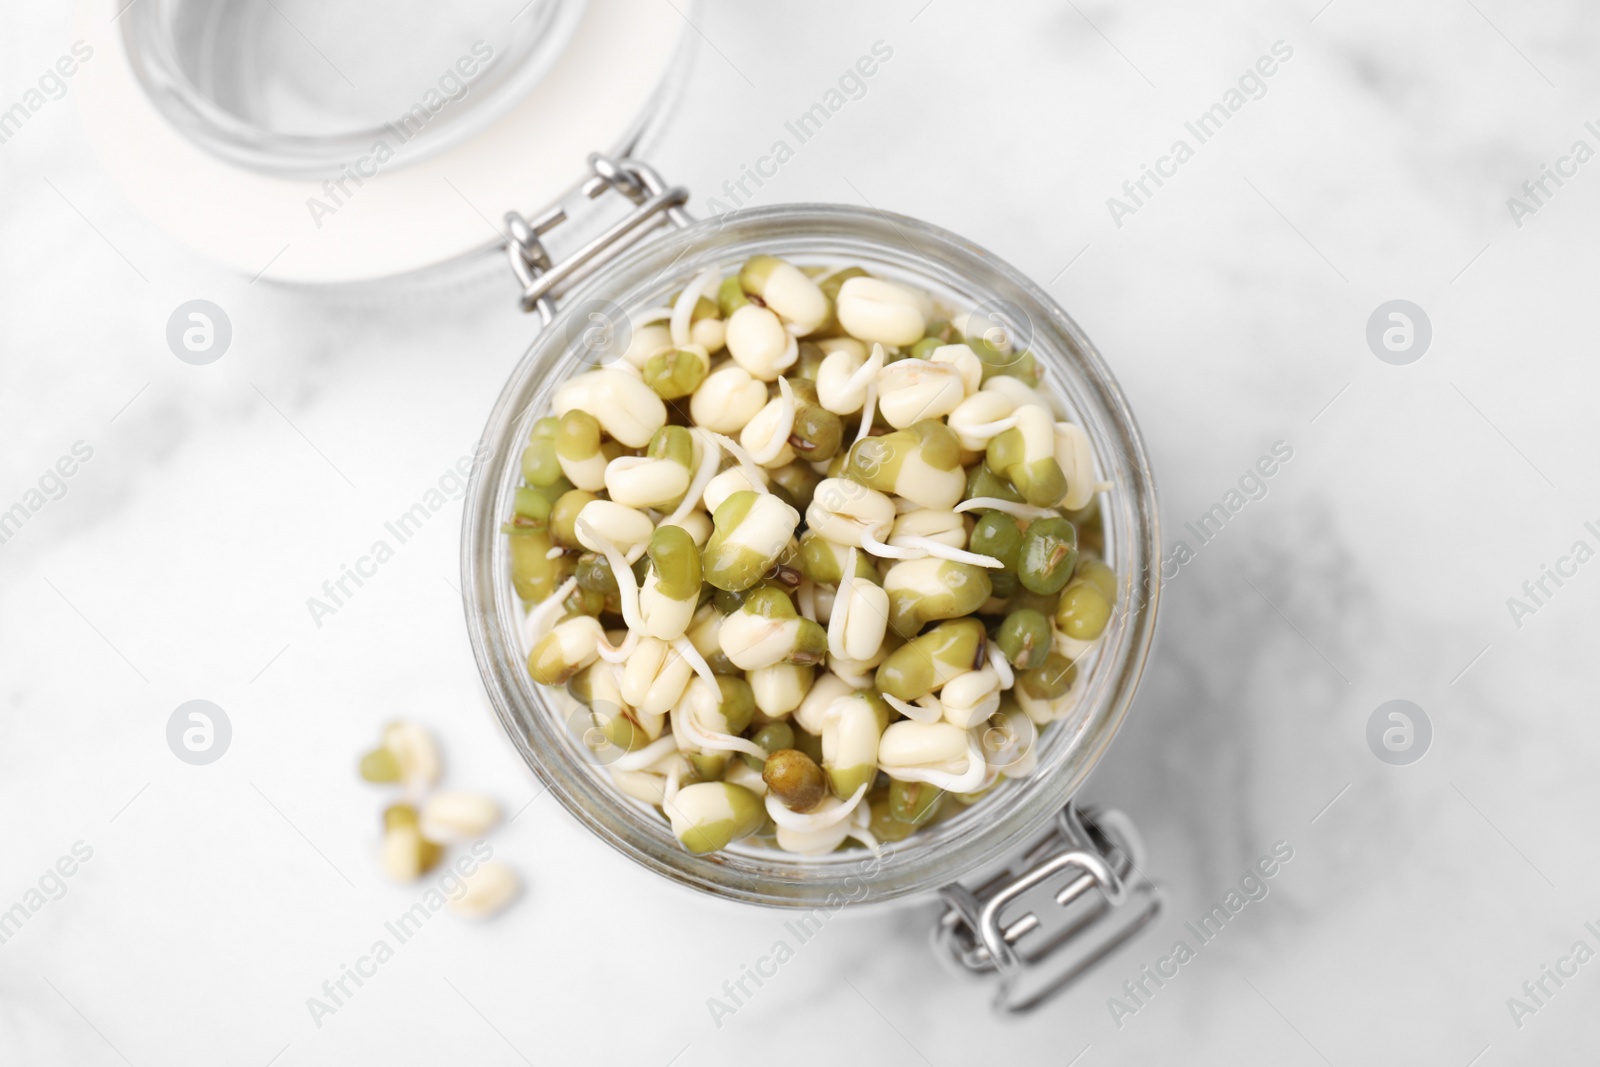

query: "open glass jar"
xmin=460 ymin=159 xmax=1164 ymax=1011
xmin=84 ymin=0 xmax=1164 ymax=1009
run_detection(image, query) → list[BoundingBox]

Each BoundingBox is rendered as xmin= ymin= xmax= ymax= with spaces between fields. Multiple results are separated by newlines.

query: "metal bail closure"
xmin=504 ymin=154 xmax=693 ymax=323
xmin=932 ymin=804 xmax=1162 ymax=1015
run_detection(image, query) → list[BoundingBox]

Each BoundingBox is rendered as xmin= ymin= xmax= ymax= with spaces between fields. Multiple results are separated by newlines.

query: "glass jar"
xmin=88 ymin=0 xmax=1165 ymax=1002
xmin=460 ymin=177 xmax=1163 ymax=943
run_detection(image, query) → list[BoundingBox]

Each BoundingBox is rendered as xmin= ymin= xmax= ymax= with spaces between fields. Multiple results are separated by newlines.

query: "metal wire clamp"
xmin=932 ymin=804 xmax=1163 ymax=1014
xmin=503 ymin=154 xmax=692 ymax=322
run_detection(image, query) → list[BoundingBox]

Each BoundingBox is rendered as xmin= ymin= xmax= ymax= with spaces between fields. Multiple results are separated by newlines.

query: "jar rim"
xmin=460 ymin=203 xmax=1161 ymax=907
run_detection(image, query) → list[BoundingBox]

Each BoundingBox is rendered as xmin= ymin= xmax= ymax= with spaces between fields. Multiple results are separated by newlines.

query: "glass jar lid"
xmin=71 ymin=0 xmax=693 ymax=283
xmin=121 ymin=0 xmax=591 ymax=179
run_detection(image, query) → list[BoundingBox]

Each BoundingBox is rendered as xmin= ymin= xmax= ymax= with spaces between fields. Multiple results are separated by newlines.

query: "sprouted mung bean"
xmin=359 ymin=722 xmax=518 ymax=918
xmin=505 ymin=255 xmax=1115 ymax=857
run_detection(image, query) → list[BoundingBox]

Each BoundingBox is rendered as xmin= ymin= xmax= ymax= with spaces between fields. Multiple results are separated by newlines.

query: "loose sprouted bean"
xmin=381 ymin=803 xmax=443 ymax=881
xmin=503 ymin=253 xmax=1117 ymax=855
xmin=360 ymin=723 xmax=519 ymax=918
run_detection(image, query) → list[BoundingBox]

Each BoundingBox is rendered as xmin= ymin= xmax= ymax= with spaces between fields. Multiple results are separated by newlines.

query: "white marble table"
xmin=5 ymin=0 xmax=1599 ymax=1063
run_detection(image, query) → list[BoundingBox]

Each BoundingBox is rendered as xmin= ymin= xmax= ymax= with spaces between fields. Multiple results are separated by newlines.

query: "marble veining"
xmin=3 ymin=0 xmax=1598 ymax=1063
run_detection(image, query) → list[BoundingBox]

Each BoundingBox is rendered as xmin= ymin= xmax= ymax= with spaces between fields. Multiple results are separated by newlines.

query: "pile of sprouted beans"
xmin=505 ymin=255 xmax=1115 ymax=856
